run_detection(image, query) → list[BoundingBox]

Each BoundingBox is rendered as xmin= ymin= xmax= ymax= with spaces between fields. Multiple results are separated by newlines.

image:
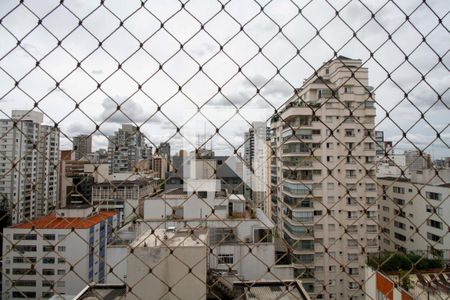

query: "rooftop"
xmin=72 ymin=284 xmax=126 ymax=300
xmin=131 ymin=228 xmax=208 ymax=248
xmin=12 ymin=211 xmax=117 ymax=229
xmin=233 ymin=281 xmax=310 ymax=300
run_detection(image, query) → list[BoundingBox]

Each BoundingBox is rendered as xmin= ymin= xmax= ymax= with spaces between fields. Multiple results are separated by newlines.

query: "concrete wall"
xmin=126 ymin=245 xmax=207 ymax=300
xmin=106 ymin=246 xmax=128 ymax=284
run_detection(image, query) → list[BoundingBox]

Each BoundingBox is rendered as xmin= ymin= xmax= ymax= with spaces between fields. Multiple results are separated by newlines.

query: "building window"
xmin=43 ymin=234 xmax=56 ymax=240
xmin=348 ymin=254 xmax=358 ymax=261
xmin=254 ymin=228 xmax=272 ymax=243
xmin=427 ymin=232 xmax=443 ymax=244
xmin=217 ymin=254 xmax=234 ymax=265
xmin=365 ymin=183 xmax=376 ymax=191
xmin=42 ymin=269 xmax=55 ymax=276
xmin=13 ymin=245 xmax=37 ymax=252
xmin=349 ymin=282 xmax=359 ymax=289
xmin=57 ymin=269 xmax=65 ymax=275
xmin=43 ymin=257 xmax=55 ymax=264
xmin=366 ymin=197 xmax=376 ymax=204
xmin=12 ymin=292 xmax=36 ymax=298
xmin=427 ymin=219 xmax=443 ymax=230
xmin=42 ymin=280 xmax=54 ymax=287
xmin=345 ymin=129 xmax=355 ymax=137
xmin=13 ymin=268 xmax=36 ymax=275
xmin=426 ymin=191 xmax=441 ymax=201
xmin=210 ymin=228 xmax=236 ymax=245
xmin=394 ymin=233 xmax=406 ymax=242
xmin=393 ymin=186 xmax=405 ymax=194
xmin=367 ymin=225 xmax=377 ymax=233
xmin=57 ymin=246 xmax=66 ymax=252
xmin=12 ymin=280 xmax=36 ymax=287
xmin=43 ymin=245 xmax=55 ymax=252
xmin=347 ymin=239 xmax=358 ymax=247
xmin=13 ymin=234 xmax=37 ymax=240
xmin=13 ymin=256 xmax=36 ymax=263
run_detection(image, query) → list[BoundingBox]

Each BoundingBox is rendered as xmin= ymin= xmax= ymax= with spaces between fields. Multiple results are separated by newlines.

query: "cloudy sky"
xmin=0 ymin=0 xmax=448 ymax=157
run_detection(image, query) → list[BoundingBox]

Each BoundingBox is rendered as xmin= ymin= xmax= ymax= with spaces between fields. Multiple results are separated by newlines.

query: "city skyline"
xmin=0 ymin=0 xmax=448 ymax=158
xmin=0 ymin=0 xmax=449 ymax=299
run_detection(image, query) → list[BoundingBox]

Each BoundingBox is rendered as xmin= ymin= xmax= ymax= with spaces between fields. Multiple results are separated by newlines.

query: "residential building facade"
xmin=0 ymin=110 xmax=59 ymax=225
xmin=107 ymin=124 xmax=152 ymax=174
xmin=270 ymin=56 xmax=379 ymax=299
xmin=243 ymin=122 xmax=271 ymax=211
xmin=72 ymin=135 xmax=92 ymax=161
xmin=379 ymin=169 xmax=450 ymax=258
xmin=2 ymin=207 xmax=119 ymax=299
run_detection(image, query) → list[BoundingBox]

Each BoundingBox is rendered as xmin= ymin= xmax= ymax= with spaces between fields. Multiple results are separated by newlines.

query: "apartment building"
xmin=165 ymin=154 xmax=245 ymax=195
xmin=405 ymin=150 xmax=432 ymax=171
xmin=107 ymin=124 xmax=152 ymax=174
xmin=92 ymin=179 xmax=158 ymax=223
xmin=243 ymin=122 xmax=271 ymax=212
xmin=270 ymin=56 xmax=379 ymax=299
xmin=2 ymin=207 xmax=119 ymax=299
xmin=151 ymin=154 xmax=167 ymax=180
xmin=0 ymin=110 xmax=59 ymax=225
xmin=379 ymin=169 xmax=450 ymax=258
xmin=72 ymin=135 xmax=92 ymax=161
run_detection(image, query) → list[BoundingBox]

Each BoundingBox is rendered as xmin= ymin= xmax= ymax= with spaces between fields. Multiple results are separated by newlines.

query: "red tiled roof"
xmin=13 ymin=211 xmax=117 ymax=229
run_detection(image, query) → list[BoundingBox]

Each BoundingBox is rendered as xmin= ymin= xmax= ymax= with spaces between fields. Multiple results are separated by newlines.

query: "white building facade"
xmin=379 ymin=169 xmax=450 ymax=258
xmin=270 ymin=56 xmax=379 ymax=299
xmin=2 ymin=208 xmax=119 ymax=299
xmin=0 ymin=110 xmax=59 ymax=224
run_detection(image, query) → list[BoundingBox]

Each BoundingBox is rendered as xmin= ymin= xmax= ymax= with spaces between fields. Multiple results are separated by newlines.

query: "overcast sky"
xmin=0 ymin=0 xmax=448 ymax=158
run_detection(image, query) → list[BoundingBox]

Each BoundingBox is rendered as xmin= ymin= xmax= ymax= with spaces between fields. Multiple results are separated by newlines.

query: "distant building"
xmin=92 ymin=179 xmax=158 ymax=223
xmin=0 ymin=110 xmax=59 ymax=225
xmin=92 ymin=148 xmax=109 ymax=163
xmin=151 ymin=154 xmax=167 ymax=180
xmin=405 ymin=150 xmax=432 ymax=171
xmin=164 ymin=155 xmax=244 ymax=195
xmin=107 ymin=124 xmax=152 ymax=174
xmin=73 ymin=135 xmax=92 ymax=160
xmin=243 ymin=122 xmax=271 ymax=211
xmin=158 ymin=142 xmax=170 ymax=159
xmin=2 ymin=207 xmax=119 ymax=299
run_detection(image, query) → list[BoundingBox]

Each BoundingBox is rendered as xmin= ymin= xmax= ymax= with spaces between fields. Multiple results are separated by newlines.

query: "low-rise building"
xmin=136 ymin=188 xmax=292 ymax=283
xmin=92 ymin=179 xmax=158 ymax=223
xmin=2 ymin=207 xmax=119 ymax=299
xmin=126 ymin=228 xmax=208 ymax=300
xmin=364 ymin=267 xmax=414 ymax=300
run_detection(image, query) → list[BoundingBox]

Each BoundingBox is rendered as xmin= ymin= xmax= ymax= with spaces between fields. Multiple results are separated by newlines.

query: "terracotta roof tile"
xmin=13 ymin=211 xmax=117 ymax=229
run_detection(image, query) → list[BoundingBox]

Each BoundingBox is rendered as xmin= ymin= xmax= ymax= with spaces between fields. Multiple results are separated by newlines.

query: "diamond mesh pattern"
xmin=0 ymin=0 xmax=449 ymax=299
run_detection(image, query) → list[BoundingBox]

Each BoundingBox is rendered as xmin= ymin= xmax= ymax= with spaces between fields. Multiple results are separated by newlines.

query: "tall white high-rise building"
xmin=270 ymin=56 xmax=378 ymax=299
xmin=0 ymin=110 xmax=59 ymax=224
xmin=243 ymin=122 xmax=271 ymax=212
